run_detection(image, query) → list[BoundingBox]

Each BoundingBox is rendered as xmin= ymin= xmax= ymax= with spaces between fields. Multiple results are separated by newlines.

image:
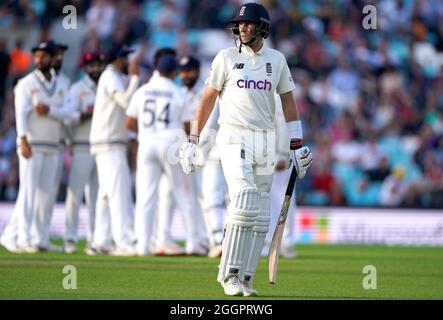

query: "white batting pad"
xmin=217 ymin=188 xmax=259 ymax=283
xmin=244 ymin=192 xmax=270 ymax=286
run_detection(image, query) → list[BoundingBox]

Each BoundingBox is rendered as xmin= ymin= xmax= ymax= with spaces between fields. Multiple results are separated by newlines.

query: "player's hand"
xmin=20 ymin=137 xmax=32 ymax=158
xmin=179 ymin=140 xmax=204 ymax=175
xmin=179 ymin=141 xmax=197 ymax=174
xmin=288 ymin=139 xmax=312 ymax=178
xmin=275 ymin=159 xmax=287 ymax=171
xmin=35 ymin=103 xmax=50 ymax=115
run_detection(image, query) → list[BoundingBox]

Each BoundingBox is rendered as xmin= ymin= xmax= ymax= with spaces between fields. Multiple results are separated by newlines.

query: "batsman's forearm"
xmin=191 ymin=87 xmax=219 ymax=137
xmin=280 ymin=91 xmax=300 ymax=122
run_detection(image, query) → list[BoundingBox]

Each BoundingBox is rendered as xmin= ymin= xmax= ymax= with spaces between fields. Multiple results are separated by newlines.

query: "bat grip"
xmin=286 ymin=140 xmax=302 ymax=196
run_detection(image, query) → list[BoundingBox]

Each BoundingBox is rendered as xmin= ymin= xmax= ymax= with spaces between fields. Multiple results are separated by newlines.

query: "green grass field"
xmin=1 ymin=242 xmax=442 ymax=300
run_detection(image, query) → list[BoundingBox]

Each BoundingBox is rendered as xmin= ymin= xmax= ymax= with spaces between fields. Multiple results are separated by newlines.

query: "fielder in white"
xmin=0 ymin=41 xmax=78 ymax=252
xmin=42 ymin=41 xmax=71 ymax=252
xmin=180 ymin=3 xmax=312 ymax=297
xmin=198 ymin=101 xmax=227 ymax=258
xmin=150 ymin=50 xmax=209 ymax=256
xmin=63 ymin=51 xmax=105 ymax=254
xmin=125 ymin=54 xmax=196 ymax=256
xmin=89 ymin=45 xmax=139 ymax=256
xmin=176 ymin=56 xmax=212 ymax=255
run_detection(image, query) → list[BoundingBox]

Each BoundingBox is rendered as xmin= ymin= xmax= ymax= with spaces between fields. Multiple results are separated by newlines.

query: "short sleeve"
xmin=126 ymin=90 xmax=139 ymax=118
xmin=276 ymin=57 xmax=296 ymax=94
xmin=205 ymin=51 xmax=226 ymax=91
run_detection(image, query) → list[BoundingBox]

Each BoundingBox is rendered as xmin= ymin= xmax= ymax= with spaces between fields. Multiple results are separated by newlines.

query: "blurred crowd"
xmin=0 ymin=0 xmax=442 ymax=208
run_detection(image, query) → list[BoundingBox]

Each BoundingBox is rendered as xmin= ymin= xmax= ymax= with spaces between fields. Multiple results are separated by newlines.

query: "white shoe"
xmin=280 ymin=245 xmax=297 ymax=258
xmin=111 ymin=245 xmax=137 ymax=257
xmin=242 ymin=279 xmax=258 ymax=297
xmin=17 ymin=244 xmax=39 ymax=253
xmin=186 ymin=242 xmax=208 ymax=256
xmin=155 ymin=244 xmax=186 ymax=256
xmin=37 ymin=242 xmax=63 ymax=253
xmin=208 ymin=245 xmax=222 ymax=258
xmin=0 ymin=238 xmax=18 ymax=253
xmin=64 ymin=240 xmax=77 ymax=254
xmin=221 ymin=276 xmax=243 ymax=296
xmin=86 ymin=245 xmax=113 ymax=256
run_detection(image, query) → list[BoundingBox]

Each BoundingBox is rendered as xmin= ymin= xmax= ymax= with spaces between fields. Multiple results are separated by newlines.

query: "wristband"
xmin=287 ymin=120 xmax=303 ymax=140
xmin=290 ymin=138 xmax=302 ymax=150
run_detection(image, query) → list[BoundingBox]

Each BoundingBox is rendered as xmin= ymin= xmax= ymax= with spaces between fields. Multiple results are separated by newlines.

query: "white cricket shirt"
xmin=90 ymin=65 xmax=132 ymax=154
xmin=206 ymin=44 xmax=295 ymax=130
xmin=126 ymin=75 xmax=189 ymax=145
xmin=14 ymin=68 xmax=65 ymax=153
xmin=65 ymin=74 xmax=97 ymax=152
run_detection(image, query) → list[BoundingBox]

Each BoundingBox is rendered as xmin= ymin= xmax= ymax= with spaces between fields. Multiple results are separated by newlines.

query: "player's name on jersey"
xmin=144 ymin=89 xmax=173 ymax=98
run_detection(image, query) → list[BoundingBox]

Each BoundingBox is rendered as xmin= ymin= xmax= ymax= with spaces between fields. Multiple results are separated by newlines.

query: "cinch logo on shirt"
xmin=237 ymin=76 xmax=272 ymax=91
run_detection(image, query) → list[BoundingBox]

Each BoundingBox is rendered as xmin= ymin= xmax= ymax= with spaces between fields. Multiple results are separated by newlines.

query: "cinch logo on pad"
xmin=237 ymin=76 xmax=272 ymax=91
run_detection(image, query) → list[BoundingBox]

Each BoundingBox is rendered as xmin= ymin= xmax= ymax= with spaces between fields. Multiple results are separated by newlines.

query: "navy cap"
xmin=56 ymin=42 xmax=69 ymax=51
xmin=178 ymin=56 xmax=200 ymax=70
xmin=31 ymin=41 xmax=57 ymax=56
xmin=106 ymin=44 xmax=134 ymax=63
xmin=157 ymin=54 xmax=178 ymax=73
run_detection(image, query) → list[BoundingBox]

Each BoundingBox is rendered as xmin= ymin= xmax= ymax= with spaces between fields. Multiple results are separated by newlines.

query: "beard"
xmin=37 ymin=64 xmax=51 ymax=73
xmin=182 ymin=76 xmax=198 ymax=89
xmin=88 ymin=72 xmax=101 ymax=82
xmin=53 ymin=61 xmax=62 ymax=73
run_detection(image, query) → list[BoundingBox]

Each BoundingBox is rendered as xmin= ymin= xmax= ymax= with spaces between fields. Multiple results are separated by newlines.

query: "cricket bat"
xmin=268 ymin=166 xmax=298 ymax=284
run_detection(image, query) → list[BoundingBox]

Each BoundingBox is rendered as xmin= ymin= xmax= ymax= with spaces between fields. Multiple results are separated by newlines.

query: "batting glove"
xmin=179 ymin=134 xmax=204 ymax=175
xmin=288 ymin=139 xmax=313 ymax=179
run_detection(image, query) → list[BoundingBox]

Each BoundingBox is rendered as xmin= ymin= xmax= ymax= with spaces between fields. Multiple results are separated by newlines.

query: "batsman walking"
xmin=179 ymin=3 xmax=313 ymax=296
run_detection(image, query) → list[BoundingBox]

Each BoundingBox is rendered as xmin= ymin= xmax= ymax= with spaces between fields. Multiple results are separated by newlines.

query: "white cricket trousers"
xmin=134 ymin=137 xmax=195 ymax=255
xmin=216 ymin=124 xmax=275 ymax=282
xmin=217 ymin=124 xmax=275 ymax=198
xmin=2 ymin=151 xmax=58 ymax=247
xmin=93 ymin=149 xmax=134 ymax=248
xmin=156 ymin=168 xmax=208 ymax=251
xmin=65 ymin=150 xmax=98 ymax=243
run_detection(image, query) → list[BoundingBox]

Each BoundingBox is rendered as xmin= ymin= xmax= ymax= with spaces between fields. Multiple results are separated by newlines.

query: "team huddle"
xmin=0 ymin=3 xmax=313 ymax=297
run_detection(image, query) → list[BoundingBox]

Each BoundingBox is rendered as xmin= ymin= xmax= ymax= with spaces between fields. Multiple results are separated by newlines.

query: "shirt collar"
xmin=34 ymin=68 xmax=57 ymax=85
xmin=241 ymin=43 xmax=265 ymax=56
xmin=84 ymin=74 xmax=97 ymax=89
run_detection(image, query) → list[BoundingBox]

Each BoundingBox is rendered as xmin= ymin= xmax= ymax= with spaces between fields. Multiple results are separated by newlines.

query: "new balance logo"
xmin=233 ymin=63 xmax=244 ymax=69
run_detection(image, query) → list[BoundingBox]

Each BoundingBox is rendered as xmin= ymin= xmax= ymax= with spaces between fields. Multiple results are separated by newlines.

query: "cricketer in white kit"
xmin=89 ymin=45 xmax=139 ymax=255
xmin=125 ymin=54 xmax=197 ymax=256
xmin=0 ymin=41 xmax=78 ymax=252
xmin=180 ymin=3 xmax=312 ymax=297
xmin=63 ymin=51 xmax=105 ymax=254
xmin=44 ymin=42 xmax=71 ymax=252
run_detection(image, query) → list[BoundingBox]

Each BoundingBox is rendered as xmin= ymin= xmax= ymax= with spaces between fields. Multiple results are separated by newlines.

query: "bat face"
xmin=268 ymin=197 xmax=292 ymax=284
xmin=268 ymin=225 xmax=284 ymax=284
xmin=268 ymin=166 xmax=298 ymax=284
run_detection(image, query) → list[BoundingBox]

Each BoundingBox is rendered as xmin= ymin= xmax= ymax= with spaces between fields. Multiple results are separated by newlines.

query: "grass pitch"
xmin=0 ymin=243 xmax=442 ymax=300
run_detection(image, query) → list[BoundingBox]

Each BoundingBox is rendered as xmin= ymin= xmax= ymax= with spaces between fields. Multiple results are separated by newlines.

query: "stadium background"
xmin=0 ymin=0 xmax=442 ymax=246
